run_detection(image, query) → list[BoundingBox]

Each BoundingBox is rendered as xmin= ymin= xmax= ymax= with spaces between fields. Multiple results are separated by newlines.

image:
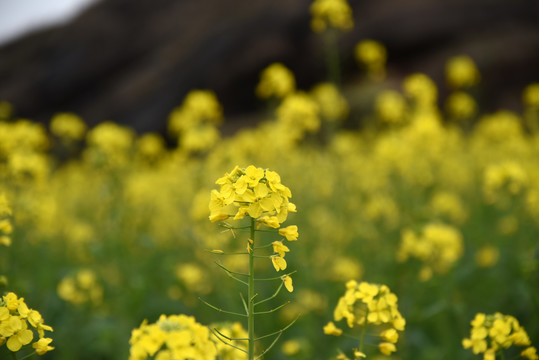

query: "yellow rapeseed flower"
xmin=0 ymin=292 xmax=54 ymax=355
xmin=463 ymin=312 xmax=535 ymax=359
xmin=375 ymin=90 xmax=407 ymax=124
xmin=445 ymin=91 xmax=478 ymax=120
xmin=330 ymin=280 xmax=405 ymax=356
xmin=310 ymin=0 xmax=353 ymax=33
xmin=310 ymin=82 xmax=349 ymax=122
xmin=323 ymin=321 xmax=343 ymax=336
xmin=445 ymin=55 xmax=480 ymax=89
xmin=355 ymin=40 xmax=387 ymax=80
xmin=256 ymin=63 xmax=296 ymax=99
xmin=523 ymin=83 xmax=539 ymax=108
xmin=50 ymin=113 xmax=87 ymax=141
xmin=281 ymin=275 xmax=294 ymax=292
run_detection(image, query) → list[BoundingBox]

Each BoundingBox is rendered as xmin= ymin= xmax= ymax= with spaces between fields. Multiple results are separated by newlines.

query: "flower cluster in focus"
xmin=209 ymin=165 xmax=296 ymax=225
xmin=0 ymin=292 xmax=54 ymax=355
xmin=210 ymin=165 xmax=298 ymax=289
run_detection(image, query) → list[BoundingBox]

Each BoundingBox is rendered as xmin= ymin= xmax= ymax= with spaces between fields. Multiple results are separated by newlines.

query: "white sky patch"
xmin=0 ymin=0 xmax=99 ymax=45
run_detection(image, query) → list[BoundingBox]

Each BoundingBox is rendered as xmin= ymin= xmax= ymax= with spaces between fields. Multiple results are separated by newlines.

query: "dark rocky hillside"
xmin=0 ymin=0 xmax=537 ymax=134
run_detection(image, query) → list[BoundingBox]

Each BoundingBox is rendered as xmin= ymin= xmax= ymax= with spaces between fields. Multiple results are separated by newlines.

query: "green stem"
xmin=359 ymin=309 xmax=369 ymax=353
xmin=10 ymin=352 xmax=18 ymax=360
xmin=19 ymin=352 xmax=37 ymax=360
xmin=325 ymin=29 xmax=341 ymax=87
xmin=248 ymin=216 xmax=256 ymax=360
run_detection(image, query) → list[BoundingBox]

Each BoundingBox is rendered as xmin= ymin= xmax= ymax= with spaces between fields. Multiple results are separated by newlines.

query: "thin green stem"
xmin=214 ymin=262 xmax=249 ymax=276
xmin=254 ymin=301 xmax=290 ymax=314
xmin=198 ymin=297 xmax=247 ymax=317
xmin=248 ymin=216 xmax=256 ymax=360
xmin=19 ymin=352 xmax=37 ymax=360
xmin=254 ymin=282 xmax=283 ymax=307
xmin=210 ymin=328 xmax=249 ymax=354
xmin=209 ymin=250 xmax=249 ymax=255
xmin=255 ymin=270 xmax=297 ymax=281
xmin=325 ymin=29 xmax=341 ymax=86
xmin=254 ymin=315 xmax=299 ymax=341
xmin=11 ymin=352 xmax=18 ymax=360
xmin=359 ymin=309 xmax=369 ymax=353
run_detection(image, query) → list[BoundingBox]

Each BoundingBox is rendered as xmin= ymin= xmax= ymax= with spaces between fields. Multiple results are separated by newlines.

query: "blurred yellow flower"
xmin=463 ymin=312 xmax=535 ymax=360
xmin=445 ymin=55 xmax=480 ymax=89
xmin=523 ymin=83 xmax=539 ymax=108
xmin=323 ymin=321 xmax=343 ymax=336
xmin=50 ymin=112 xmax=87 ymax=141
xmin=256 ymin=63 xmax=296 ymax=99
xmin=281 ymin=339 xmax=301 ymax=355
xmin=310 ymin=0 xmax=353 ymax=33
xmin=310 ymin=82 xmax=349 ymax=122
xmin=445 ymin=91 xmax=477 ymax=120
xmin=403 ymin=73 xmax=438 ymax=110
xmin=375 ymin=90 xmax=407 ymax=124
xmin=355 ymin=40 xmax=387 ymax=80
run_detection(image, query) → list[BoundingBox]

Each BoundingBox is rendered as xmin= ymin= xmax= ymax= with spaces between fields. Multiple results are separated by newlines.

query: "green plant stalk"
xmin=10 ymin=352 xmax=18 ymax=360
xmin=359 ymin=308 xmax=369 ymax=354
xmin=325 ymin=29 xmax=341 ymax=87
xmin=248 ymin=216 xmax=256 ymax=360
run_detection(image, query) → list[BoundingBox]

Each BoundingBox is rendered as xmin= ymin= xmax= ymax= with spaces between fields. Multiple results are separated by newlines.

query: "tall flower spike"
xmin=208 ymin=165 xmax=298 ymax=360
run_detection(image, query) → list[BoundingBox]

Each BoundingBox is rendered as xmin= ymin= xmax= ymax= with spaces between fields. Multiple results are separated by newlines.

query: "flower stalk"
xmin=248 ymin=217 xmax=256 ymax=360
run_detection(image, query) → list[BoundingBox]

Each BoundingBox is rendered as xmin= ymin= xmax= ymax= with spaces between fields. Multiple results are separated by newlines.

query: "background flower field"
xmin=1 ymin=1 xmax=538 ymax=359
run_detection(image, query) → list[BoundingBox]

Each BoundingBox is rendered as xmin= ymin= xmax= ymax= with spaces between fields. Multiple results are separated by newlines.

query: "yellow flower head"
xmin=310 ymin=0 xmax=354 ymax=33
xmin=0 ymin=292 xmax=54 ymax=355
xmin=50 ymin=113 xmax=87 ymax=141
xmin=375 ymin=90 xmax=407 ymax=124
xmin=445 ymin=55 xmax=481 ymax=89
xmin=397 ymin=222 xmax=464 ymax=279
xmin=323 ymin=321 xmax=343 ymax=336
xmin=355 ymin=40 xmax=387 ymax=80
xmin=310 ymin=82 xmax=349 ymax=122
xmin=463 ymin=313 xmax=535 ymax=359
xmin=331 ymin=281 xmax=405 ymax=355
xmin=523 ymin=83 xmax=539 ymax=108
xmin=129 ymin=314 xmax=217 ymax=360
xmin=210 ymin=166 xmax=295 ymax=226
xmin=0 ymin=193 xmax=13 ymax=247
xmin=256 ymin=63 xmax=296 ymax=99
xmin=403 ymin=73 xmax=438 ymax=108
xmin=167 ymin=90 xmax=223 ymax=153
xmin=276 ymin=92 xmax=321 ymax=140
xmin=445 ymin=91 xmax=478 ymax=120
